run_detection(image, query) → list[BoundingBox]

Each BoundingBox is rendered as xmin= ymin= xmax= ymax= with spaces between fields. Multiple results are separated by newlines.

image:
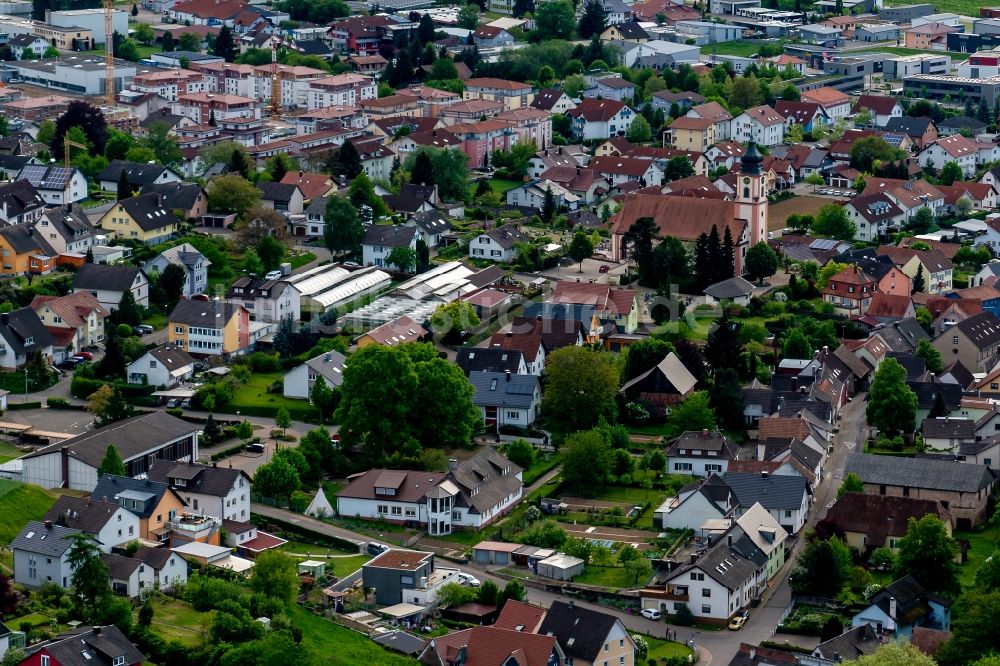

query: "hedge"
xmin=71 ymin=376 xmax=156 ymax=399
xmin=222 ymin=403 xmax=320 ymax=423
xmin=8 ymin=401 xmax=42 ymax=410
xmin=250 ymin=512 xmax=359 ymax=553
xmin=210 ymin=442 xmax=247 ymax=462
xmin=46 ymin=397 xmax=85 ymax=410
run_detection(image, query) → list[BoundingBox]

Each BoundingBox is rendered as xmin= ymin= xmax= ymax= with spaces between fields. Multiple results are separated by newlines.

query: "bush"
xmin=8 ymin=401 xmax=41 ymax=410
xmin=166 ymin=408 xmax=184 ymax=417
xmin=45 ymin=397 xmax=73 ymax=409
xmin=673 ymin=602 xmax=694 ymax=626
xmin=248 ymin=352 xmax=282 ymax=373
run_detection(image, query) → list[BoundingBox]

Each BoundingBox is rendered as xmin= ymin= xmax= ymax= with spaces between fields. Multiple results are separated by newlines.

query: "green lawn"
xmin=957 ymin=524 xmax=1000 ymax=590
xmin=881 ymin=0 xmax=978 ymax=18
xmin=573 ymin=565 xmax=638 ymax=589
xmin=289 ymin=251 xmax=317 ymax=270
xmin=588 ymin=485 xmax=664 ymax=504
xmin=700 ymin=41 xmax=767 ymax=57
xmin=521 ymin=453 xmax=560 ymax=486
xmin=856 ymin=46 xmax=963 ymax=58
xmin=644 ymin=635 xmax=693 ymax=662
xmin=0 ymin=440 xmax=20 ymax=464
xmin=9 ymin=613 xmax=53 ymax=629
xmin=488 ymin=178 xmax=521 ymax=194
xmin=142 ymin=312 xmax=167 ymax=330
xmin=278 ymin=541 xmax=371 ymax=578
xmin=289 ymin=605 xmax=418 ymax=665
xmin=0 ymin=479 xmax=57 ymax=543
xmin=148 ymin=598 xmax=210 ymax=647
xmin=528 ymin=474 xmax=563 ymax=502
xmin=228 ymin=372 xmax=317 ymax=418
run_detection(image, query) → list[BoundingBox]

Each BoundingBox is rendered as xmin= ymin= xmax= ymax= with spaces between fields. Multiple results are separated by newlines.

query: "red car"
xmin=73 ymin=351 xmax=94 ymax=360
xmin=599 ymin=265 xmax=611 ymax=274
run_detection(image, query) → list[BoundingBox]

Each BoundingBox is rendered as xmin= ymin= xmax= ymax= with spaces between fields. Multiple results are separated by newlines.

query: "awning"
xmin=378 ymin=603 xmax=425 ymax=619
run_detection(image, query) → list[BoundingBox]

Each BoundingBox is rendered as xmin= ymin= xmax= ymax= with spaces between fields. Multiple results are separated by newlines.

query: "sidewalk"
xmin=251 ymin=503 xmax=367 ymax=548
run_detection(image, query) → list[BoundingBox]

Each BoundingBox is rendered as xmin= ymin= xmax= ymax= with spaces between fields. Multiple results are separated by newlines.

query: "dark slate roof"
xmin=455 ymin=347 xmax=525 ymax=375
xmin=0 ymin=620 xmax=9 ymax=638
xmin=611 ymin=20 xmax=649 ymax=39
xmin=101 ymin=552 xmax=141 ymax=579
xmin=43 ymin=205 xmax=98 ymax=243
xmin=728 ymin=643 xmax=800 ymax=666
xmin=887 ymin=352 xmax=926 ymax=380
xmin=884 ymin=116 xmax=935 ymax=137
xmin=921 ymin=416 xmax=975 ymax=440
xmin=0 ymin=307 xmax=53 ymax=356
xmin=868 ymin=574 xmax=952 ymax=624
xmin=723 ymin=471 xmax=810 ymax=510
xmin=91 ymin=474 xmax=184 ymax=519
xmin=704 ymin=276 xmax=755 ymax=299
xmin=23 ymin=412 xmax=198 ymax=468
xmin=294 ymin=38 xmax=332 ymax=56
xmin=790 ymin=439 xmax=822 ymax=470
xmin=666 ymin=430 xmax=740 ymax=459
xmin=0 ymin=155 xmax=35 ymax=172
xmin=942 ymin=359 xmax=975 ymax=389
xmin=0 ymin=224 xmax=55 ymax=256
xmin=953 ymin=312 xmax=1000 ymax=350
xmin=99 ymin=160 xmax=177 ymax=187
xmin=812 ymin=625 xmax=880 ymax=661
xmin=142 ymin=182 xmax=204 ymax=211
xmin=844 ymin=452 xmax=995 ymax=493
xmin=483 ymin=223 xmax=528 ymax=249
xmin=169 ymin=299 xmax=243 ymax=327
xmin=938 ymin=115 xmax=988 ymax=131
xmin=115 ymin=193 xmax=174 ymax=232
xmin=776 ymin=395 xmax=831 ymax=422
xmin=26 ymin=624 xmax=145 ymax=666
xmin=10 ymin=520 xmax=79 ymax=556
xmin=908 ymin=381 xmax=962 ymax=410
xmin=362 ymin=224 xmax=417 ymax=248
xmin=537 ymin=600 xmax=621 ymax=663
xmin=256 ymin=180 xmax=300 ymax=203
xmin=531 ymin=88 xmax=569 ymax=111
xmin=73 ymin=263 xmax=144 ymax=293
xmin=668 ymin=527 xmax=763 ymax=591
xmin=147 ymin=461 xmax=250 ymax=498
xmin=43 ymin=496 xmax=124 ymax=537
xmin=371 ymin=630 xmax=426 ymax=655
xmin=0 ymin=179 xmax=44 ymax=217
xmin=469 ymin=371 xmax=539 ymax=409
xmin=148 ymin=343 xmax=195 ymax=370
xmin=408 ymin=209 xmax=451 ymax=236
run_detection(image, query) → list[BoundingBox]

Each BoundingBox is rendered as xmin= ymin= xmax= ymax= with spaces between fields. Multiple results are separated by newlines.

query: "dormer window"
xmin=173 ymin=478 xmax=186 ymax=487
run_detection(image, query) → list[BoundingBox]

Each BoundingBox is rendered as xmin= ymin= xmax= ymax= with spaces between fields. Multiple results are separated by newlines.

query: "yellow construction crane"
xmin=64 ymin=136 xmax=88 ymax=168
xmin=104 ymin=0 xmax=114 ymax=108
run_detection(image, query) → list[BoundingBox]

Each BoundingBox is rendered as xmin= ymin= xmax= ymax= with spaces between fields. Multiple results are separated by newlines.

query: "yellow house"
xmin=98 ymin=192 xmax=178 ymax=246
xmin=668 ymin=115 xmax=716 ymax=152
xmin=168 ymin=300 xmax=250 ymax=357
xmin=0 ymin=225 xmax=57 ymax=276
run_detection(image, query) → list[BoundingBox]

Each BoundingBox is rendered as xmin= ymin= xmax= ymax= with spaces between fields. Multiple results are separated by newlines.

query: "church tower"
xmin=735 ymin=141 xmax=768 ymax=248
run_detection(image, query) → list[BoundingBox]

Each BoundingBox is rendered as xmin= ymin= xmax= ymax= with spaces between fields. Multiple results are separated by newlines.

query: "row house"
xmin=246 ymin=127 xmax=365 ymax=160
xmin=448 ymin=119 xmax=516 ymax=168
xmin=359 ymin=93 xmax=419 ymax=120
xmin=251 ymin=64 xmax=327 ymax=109
xmin=131 ymin=68 xmax=206 ymax=102
xmin=327 ymin=15 xmax=398 ymax=55
xmin=192 ymin=61 xmax=256 ymax=98
xmin=173 ymin=93 xmax=265 ymax=146
xmin=496 ymin=108 xmax=551 ymax=150
xmin=939 ymin=182 xmax=998 ymax=213
xmin=306 ymin=73 xmax=378 ymax=110
xmin=686 ymin=101 xmax=733 ymax=141
xmin=463 ymin=77 xmax=535 ymax=111
xmin=291 ymin=106 xmax=368 ymax=135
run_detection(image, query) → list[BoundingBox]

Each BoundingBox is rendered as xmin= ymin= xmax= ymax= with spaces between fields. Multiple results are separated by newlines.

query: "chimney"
xmin=212 ymin=461 xmax=217 ymax=468
xmin=506 ymin=370 xmax=511 ymax=382
xmin=93 ymin=626 xmax=102 ymax=635
xmin=44 ymin=520 xmax=52 ymax=529
xmin=506 ymin=331 xmax=512 ymax=337
xmin=889 ymin=596 xmax=897 ymax=620
xmin=762 ymin=471 xmax=769 ymax=480
xmin=568 ymin=599 xmax=574 ymax=609
xmin=701 ymin=429 xmax=709 ymax=437
xmin=690 ymin=553 xmax=698 ymax=564
xmin=448 ymin=458 xmax=458 ymax=472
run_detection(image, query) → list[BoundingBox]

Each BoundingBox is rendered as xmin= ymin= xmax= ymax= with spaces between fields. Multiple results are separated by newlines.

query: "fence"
xmin=772 ymin=599 xmax=795 ymax=637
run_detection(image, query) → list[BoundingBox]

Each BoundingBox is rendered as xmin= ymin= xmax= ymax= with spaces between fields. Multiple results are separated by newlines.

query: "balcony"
xmin=168 ymin=513 xmax=218 ymax=540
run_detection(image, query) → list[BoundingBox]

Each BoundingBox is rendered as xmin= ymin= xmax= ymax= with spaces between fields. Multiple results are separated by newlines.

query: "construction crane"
xmin=270 ymin=37 xmax=282 ymax=118
xmin=104 ymin=0 xmax=114 ymax=108
xmin=64 ymin=136 xmax=88 ymax=168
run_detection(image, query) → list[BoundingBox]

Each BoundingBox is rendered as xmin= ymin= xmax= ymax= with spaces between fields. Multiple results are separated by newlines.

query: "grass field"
xmin=520 ymin=454 xmax=560 ymax=486
xmin=488 ymin=178 xmax=521 ymax=194
xmin=574 ymin=565 xmax=637 ymax=589
xmin=644 ymin=635 xmax=694 ymax=661
xmin=881 ymin=0 xmax=977 ymax=19
xmin=229 ymin=372 xmax=314 ymax=414
xmin=148 ymin=598 xmax=210 ymax=647
xmin=0 ymin=440 xmax=21 ymax=464
xmin=289 ymin=251 xmax=317 ymax=270
xmin=289 ymin=605 xmax=418 ymax=665
xmin=957 ymin=524 xmax=1000 ymax=590
xmin=9 ymin=612 xmax=53 ymax=629
xmin=279 ymin=541 xmax=371 ymax=578
xmin=0 ymin=479 xmax=57 ymax=543
xmin=702 ymin=41 xmax=768 ymax=58
xmin=768 ymin=195 xmax=841 ymax=231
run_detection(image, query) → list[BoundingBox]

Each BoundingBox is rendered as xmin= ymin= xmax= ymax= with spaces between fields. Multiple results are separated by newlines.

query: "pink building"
xmin=447 ymin=119 xmax=516 ymax=168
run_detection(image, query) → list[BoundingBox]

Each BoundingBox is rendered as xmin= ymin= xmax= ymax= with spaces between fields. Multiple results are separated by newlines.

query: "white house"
xmin=336 ymin=448 xmax=524 ymax=536
xmin=43 ymin=495 xmax=141 ymax=553
xmin=853 ymin=95 xmax=904 ymax=128
xmin=800 ymin=87 xmax=852 ymax=123
xmin=918 ymin=136 xmax=979 ymax=178
xmin=470 ymin=224 xmax=529 ymax=263
xmin=103 ymin=552 xmax=155 ymax=598
xmin=654 ymin=474 xmax=734 ymax=530
xmin=590 ymin=155 xmax=664 ymax=188
xmin=127 ymin=343 xmax=195 ymax=387
xmin=566 ymin=99 xmax=635 ymax=141
xmin=725 ymin=471 xmax=811 ymax=535
xmin=0 ymin=307 xmax=54 ymax=372
xmin=11 ymin=521 xmax=78 ymax=589
xmin=225 ymin=276 xmax=301 ymax=323
xmin=7 ymin=34 xmax=48 ymax=60
xmin=16 ymin=165 xmax=87 ymax=205
xmin=361 ymin=224 xmax=419 ymax=269
xmin=845 ymin=193 xmax=907 ymax=243
xmin=147 ymin=461 xmax=252 ymax=523
xmin=470 ymin=371 xmax=541 ymax=428
xmin=666 ymin=430 xmax=741 ymax=477
xmin=505 ymin=180 xmax=582 ymax=211
xmin=283 ymin=350 xmax=346 ymax=399
xmin=143 ymin=243 xmax=210 ymax=298
xmin=733 ymin=502 xmax=788 ymax=581
xmin=72 ymin=264 xmax=150 ymax=311
xmin=973 ymin=218 xmax=1000 ymax=256
xmin=731 ymin=105 xmax=785 ymax=146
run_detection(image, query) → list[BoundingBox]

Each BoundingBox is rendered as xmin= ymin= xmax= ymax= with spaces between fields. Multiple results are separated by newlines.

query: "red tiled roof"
xmin=493 ymin=599 xmax=547 ymax=632
xmin=757 ymin=416 xmax=809 ymax=441
xmin=801 ymin=86 xmax=850 ymax=108
xmin=466 ymin=77 xmax=533 ymax=91
xmin=610 ymin=193 xmax=744 ymax=243
xmin=853 ymin=94 xmax=898 ymax=116
xmin=279 ymin=171 xmax=334 ymax=200
xmin=866 ymin=292 xmax=912 ymax=318
xmin=567 ymin=98 xmax=628 ymax=122
xmin=240 ymin=531 xmax=287 ymax=552
xmin=425 ymin=626 xmax=559 ymax=666
xmin=591 ymin=155 xmax=654 ymax=177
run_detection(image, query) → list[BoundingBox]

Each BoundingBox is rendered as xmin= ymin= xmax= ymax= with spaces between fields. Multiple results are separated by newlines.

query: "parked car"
xmin=457 ymin=573 xmax=481 ymax=587
xmin=166 ymin=399 xmax=179 ymax=408
xmin=57 ymin=358 xmax=82 ymax=370
xmin=246 ymin=442 xmax=265 ymax=454
xmin=180 ymin=399 xmax=191 ymax=409
xmin=265 ymin=270 xmax=284 ymax=281
xmin=728 ymin=611 xmax=749 ymax=631
xmin=191 ymin=293 xmax=211 ymax=301
xmin=366 ymin=542 xmax=389 ymax=556
xmin=640 ymin=608 xmax=661 ymax=621
xmin=73 ymin=351 xmax=94 ymax=360
xmin=133 ymin=324 xmax=154 ymax=335
xmin=599 ymin=265 xmax=610 ymax=273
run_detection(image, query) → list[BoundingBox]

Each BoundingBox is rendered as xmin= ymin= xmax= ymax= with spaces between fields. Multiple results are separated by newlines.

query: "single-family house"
xmin=225 ymin=276 xmax=301 ymax=323
xmin=0 ymin=225 xmax=57 ymax=276
xmin=654 ymin=474 xmax=735 ymax=531
xmin=666 ymin=430 xmax=741 ymax=477
xmin=98 ymin=193 xmax=178 ymax=245
xmin=0 ymin=179 xmax=45 ymax=226
xmin=16 ymin=164 xmax=87 ymax=204
xmin=143 ymin=243 xmax=211 ymax=298
xmin=823 ymin=265 xmax=877 ymax=316
xmin=72 ymin=264 xmax=150 ymax=311
xmin=919 ymin=135 xmax=979 ymax=178
xmin=91 ymin=474 xmax=188 ymax=543
xmin=362 ymin=225 xmax=418 ymax=270
xmin=256 ymin=181 xmax=305 ymax=215
xmin=30 ymin=291 xmax=109 ymax=356
xmin=853 ymin=95 xmax=904 ymax=128
xmin=470 ymin=224 xmax=528 ymax=263
xmin=43 ymin=495 xmax=140 ymax=553
xmin=126 ymin=343 xmax=196 ymax=387
xmin=167 ymin=300 xmax=250 ymax=357
xmin=731 ymin=105 xmax=785 ymax=146
xmin=23 ymin=625 xmax=145 ymax=666
xmin=620 ymin=352 xmax=697 ymax=417
xmin=147 ymin=460 xmax=252 ymax=523
xmin=0 ymin=307 xmax=53 ymax=372
xmin=852 ymin=575 xmax=951 ymax=639
xmin=537 ymin=601 xmax=636 ymax=666
xmin=566 ymin=99 xmax=635 ymax=140
xmin=283 ymin=350 xmax=346 ymax=399
xmin=11 ymin=520 xmax=80 ymax=588
xmin=932 ymin=311 xmax=1000 ymax=373
xmin=470 ymin=371 xmax=541 ymax=429
xmin=724 ymin=471 xmax=811 ymax=534
xmin=98 ymin=160 xmax=183 ymax=193
xmin=800 ymin=87 xmax=852 ymax=122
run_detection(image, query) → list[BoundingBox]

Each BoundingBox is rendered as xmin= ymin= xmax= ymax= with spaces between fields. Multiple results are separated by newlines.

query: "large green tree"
xmin=577 ymin=0 xmax=606 ymax=39
xmin=67 ymin=533 xmax=110 ymax=620
xmin=790 ymin=536 xmax=852 ymax=597
xmin=866 ymin=357 xmax=917 ymax=435
xmin=253 ymin=457 xmax=301 ymax=505
xmin=893 ymin=514 xmax=960 ymax=597
xmin=745 ymin=241 xmax=778 ymax=284
xmin=622 ymin=217 xmax=658 ymax=283
xmin=323 ymin=197 xmax=363 ymax=256
xmin=208 ymin=174 xmax=262 ymax=219
xmin=248 ymin=550 xmax=299 ymax=605
xmin=568 ymin=231 xmax=595 ymax=272
xmin=845 ymin=643 xmax=937 ymax=666
xmin=812 ymin=204 xmax=857 ymax=240
xmin=541 ymin=346 xmax=619 ymax=433
xmin=534 ymin=0 xmax=575 ymax=40
xmin=663 ymin=391 xmax=716 ymax=440
xmin=849 ymin=135 xmax=902 ymax=173
xmin=97 ymin=444 xmax=126 ymax=477
xmin=936 ymin=590 xmax=1000 ymax=666
xmin=561 ymin=429 xmax=613 ymax=494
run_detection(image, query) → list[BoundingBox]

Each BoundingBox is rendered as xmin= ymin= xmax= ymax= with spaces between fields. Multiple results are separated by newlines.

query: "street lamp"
xmin=23 ymin=367 xmax=27 ymax=403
